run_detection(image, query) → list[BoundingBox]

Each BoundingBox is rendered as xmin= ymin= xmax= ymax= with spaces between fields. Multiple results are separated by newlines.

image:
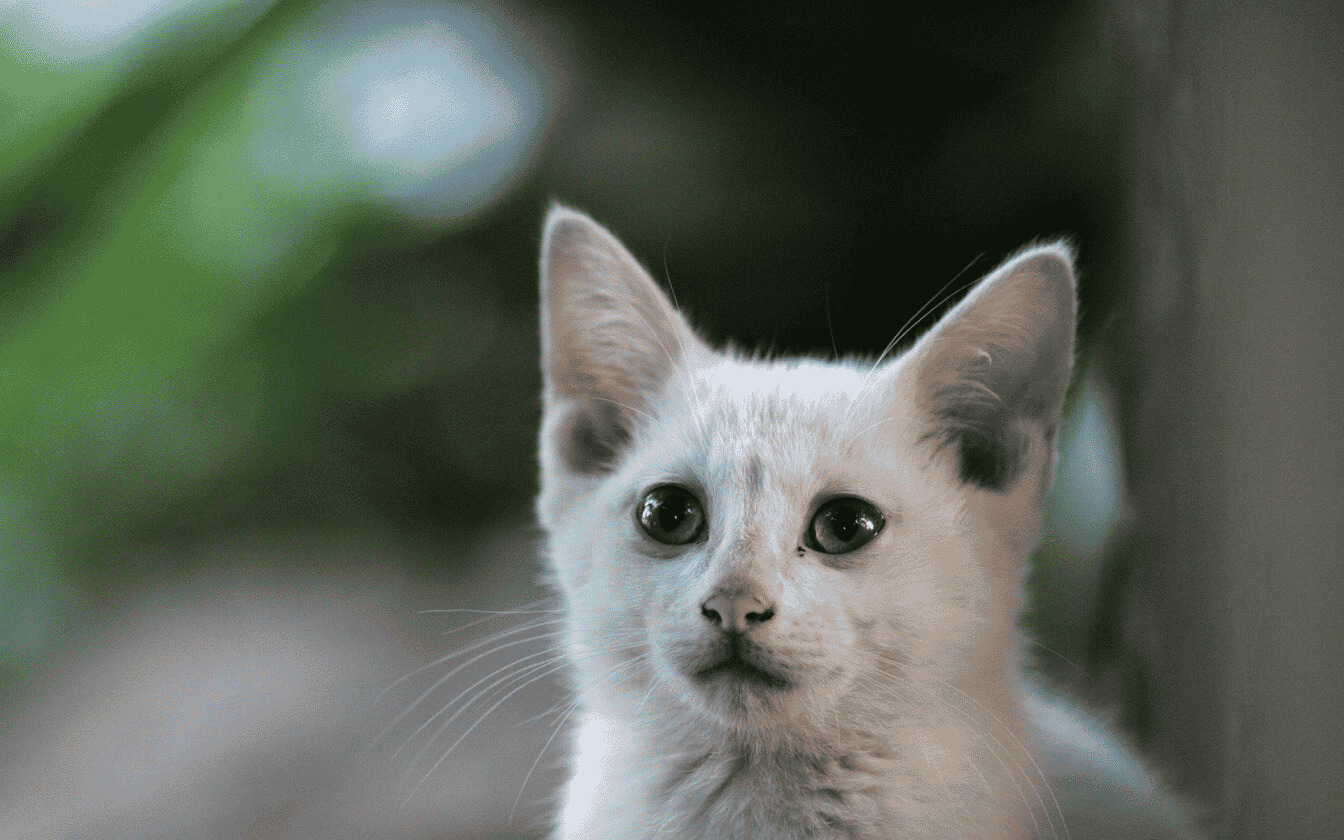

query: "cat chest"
xmin=654 ymin=748 xmax=885 ymax=840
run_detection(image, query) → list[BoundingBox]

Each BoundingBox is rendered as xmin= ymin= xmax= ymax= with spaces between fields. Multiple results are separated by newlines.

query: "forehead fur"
xmin=634 ymin=354 xmax=917 ymax=464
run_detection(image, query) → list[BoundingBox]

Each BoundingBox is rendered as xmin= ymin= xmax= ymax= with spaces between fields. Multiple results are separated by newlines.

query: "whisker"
xmin=512 ymin=696 xmax=573 ymax=730
xmin=373 ymin=615 xmax=561 ymax=707
xmin=417 ymin=606 xmax=561 ymax=618
xmin=932 ymin=675 xmax=1070 ymax=840
xmin=865 ymin=656 xmax=1061 ymax=839
xmin=868 ymin=253 xmax=986 ymax=376
xmin=404 ymin=645 xmax=648 ymax=806
xmin=509 ymin=695 xmax=581 ymax=824
xmin=422 ymin=600 xmax=564 ymax=637
xmin=508 ymin=653 xmax=651 ymax=825
xmin=402 ymin=658 xmax=575 ymax=805
xmin=394 ymin=647 xmax=568 ymax=761
xmin=634 ymin=314 xmax=710 ymax=447
xmin=417 ymin=608 xmax=562 ymax=617
xmin=852 ymin=415 xmax=897 ymax=441
xmin=389 ymin=628 xmax=645 ymax=756
xmin=416 ymin=595 xmax=557 ymax=619
xmin=654 ymin=253 xmax=712 ymax=444
xmin=593 ymin=396 xmax=657 ymax=424
xmin=372 ymin=625 xmax=567 ymax=746
xmin=631 ymin=671 xmax=662 ymax=720
xmin=1028 ymin=639 xmax=1087 ymax=678
xmin=843 ymin=254 xmax=987 ymax=423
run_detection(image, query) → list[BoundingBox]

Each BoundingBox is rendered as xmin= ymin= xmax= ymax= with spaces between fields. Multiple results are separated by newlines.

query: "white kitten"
xmin=535 ymin=207 xmax=1201 ymax=840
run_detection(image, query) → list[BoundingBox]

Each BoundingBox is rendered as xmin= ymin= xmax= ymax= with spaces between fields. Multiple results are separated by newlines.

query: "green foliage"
xmin=0 ymin=0 xmax=536 ymax=671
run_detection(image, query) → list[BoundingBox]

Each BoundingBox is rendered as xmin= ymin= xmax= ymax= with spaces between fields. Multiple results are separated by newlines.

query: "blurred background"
xmin=0 ymin=0 xmax=1339 ymax=837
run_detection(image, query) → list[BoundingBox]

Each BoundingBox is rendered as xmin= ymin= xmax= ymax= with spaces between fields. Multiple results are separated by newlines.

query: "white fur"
xmin=535 ymin=207 xmax=1201 ymax=840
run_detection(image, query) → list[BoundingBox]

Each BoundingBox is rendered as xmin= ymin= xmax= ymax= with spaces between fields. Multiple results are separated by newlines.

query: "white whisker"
xmin=373 ymin=624 xmax=567 ymax=746
xmin=593 ymin=395 xmax=657 ymax=424
xmin=934 ymin=675 xmax=1070 ymax=840
xmin=394 ymin=647 xmax=567 ymax=761
xmin=402 ymin=658 xmax=576 ymax=805
xmin=843 ymin=256 xmax=986 ymax=424
xmin=509 ymin=653 xmax=652 ymax=825
xmin=372 ymin=616 xmax=562 ymax=710
xmin=404 ymin=644 xmax=647 ymax=806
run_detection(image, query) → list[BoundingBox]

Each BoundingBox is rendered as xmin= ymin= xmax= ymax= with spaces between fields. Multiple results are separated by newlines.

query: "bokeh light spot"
xmin=1 ymin=0 xmax=251 ymax=63
xmin=316 ymin=1 xmax=549 ymax=221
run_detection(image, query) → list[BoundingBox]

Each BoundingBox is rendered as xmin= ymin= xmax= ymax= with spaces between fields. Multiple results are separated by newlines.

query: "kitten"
xmin=535 ymin=207 xmax=1202 ymax=840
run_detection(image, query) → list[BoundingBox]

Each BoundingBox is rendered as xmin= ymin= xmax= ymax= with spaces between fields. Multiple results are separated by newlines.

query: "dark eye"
xmin=805 ymin=497 xmax=884 ymax=555
xmin=637 ymin=485 xmax=706 ymax=545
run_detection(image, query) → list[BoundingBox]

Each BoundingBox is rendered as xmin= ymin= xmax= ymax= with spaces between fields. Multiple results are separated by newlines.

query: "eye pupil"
xmin=637 ymin=485 xmax=705 ymax=546
xmin=829 ymin=508 xmax=859 ymax=541
xmin=806 ymin=497 xmax=884 ymax=555
xmin=659 ymin=499 xmax=687 ymax=531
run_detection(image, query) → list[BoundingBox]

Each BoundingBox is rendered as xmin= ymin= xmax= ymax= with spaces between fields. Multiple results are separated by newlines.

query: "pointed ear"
xmin=540 ymin=206 xmax=708 ymax=475
xmin=904 ymin=243 xmax=1077 ymax=492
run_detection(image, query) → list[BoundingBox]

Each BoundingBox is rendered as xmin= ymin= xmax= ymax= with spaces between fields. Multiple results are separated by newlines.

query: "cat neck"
xmin=561 ymin=647 xmax=1032 ymax=840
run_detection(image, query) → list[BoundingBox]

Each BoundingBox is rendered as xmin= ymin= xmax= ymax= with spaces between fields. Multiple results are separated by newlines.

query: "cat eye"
xmin=637 ymin=485 xmax=706 ymax=545
xmin=805 ymin=496 xmax=885 ymax=555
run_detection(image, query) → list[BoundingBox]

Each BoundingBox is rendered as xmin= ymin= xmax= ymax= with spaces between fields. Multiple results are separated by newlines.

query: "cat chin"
xmin=680 ymin=684 xmax=799 ymax=734
xmin=659 ymin=661 xmax=835 ymax=739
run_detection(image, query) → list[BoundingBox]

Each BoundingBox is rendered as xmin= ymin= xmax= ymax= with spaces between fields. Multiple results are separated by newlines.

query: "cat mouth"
xmin=692 ymin=646 xmax=792 ymax=691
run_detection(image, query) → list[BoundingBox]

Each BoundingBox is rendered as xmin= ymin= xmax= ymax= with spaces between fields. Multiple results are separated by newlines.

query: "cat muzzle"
xmin=691 ymin=633 xmax=792 ymax=690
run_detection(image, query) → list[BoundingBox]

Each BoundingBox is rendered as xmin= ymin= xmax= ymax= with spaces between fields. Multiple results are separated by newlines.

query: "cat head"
xmin=536 ymin=207 xmax=1075 ymax=740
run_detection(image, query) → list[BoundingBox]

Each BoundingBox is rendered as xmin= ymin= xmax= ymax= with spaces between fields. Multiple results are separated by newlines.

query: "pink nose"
xmin=701 ymin=594 xmax=775 ymax=632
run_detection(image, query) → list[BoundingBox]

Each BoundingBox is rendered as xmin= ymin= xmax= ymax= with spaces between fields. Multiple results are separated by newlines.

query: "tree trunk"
xmin=1122 ymin=0 xmax=1344 ymax=836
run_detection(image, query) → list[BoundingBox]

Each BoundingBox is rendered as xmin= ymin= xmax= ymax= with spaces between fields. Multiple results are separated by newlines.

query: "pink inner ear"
xmin=539 ymin=207 xmax=708 ymax=475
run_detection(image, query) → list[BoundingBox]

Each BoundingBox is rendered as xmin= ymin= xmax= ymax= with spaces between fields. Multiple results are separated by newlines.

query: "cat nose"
xmin=701 ymin=594 xmax=775 ymax=632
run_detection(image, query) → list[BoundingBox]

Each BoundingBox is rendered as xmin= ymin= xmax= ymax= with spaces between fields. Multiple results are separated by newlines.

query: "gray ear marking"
xmin=538 ymin=205 xmax=706 ymax=475
xmin=558 ymin=399 xmax=630 ymax=475
xmin=907 ymin=243 xmax=1077 ymax=492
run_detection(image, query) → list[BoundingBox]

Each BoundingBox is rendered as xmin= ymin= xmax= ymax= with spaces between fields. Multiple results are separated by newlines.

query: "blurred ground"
xmin=0 ymin=529 xmax=559 ymax=839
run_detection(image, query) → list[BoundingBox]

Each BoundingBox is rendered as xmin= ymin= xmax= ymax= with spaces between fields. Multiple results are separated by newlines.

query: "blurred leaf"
xmin=0 ymin=0 xmax=286 ymax=209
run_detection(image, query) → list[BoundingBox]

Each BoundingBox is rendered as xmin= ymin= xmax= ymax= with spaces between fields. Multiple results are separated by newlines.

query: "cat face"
xmin=536 ymin=207 xmax=1075 ymax=739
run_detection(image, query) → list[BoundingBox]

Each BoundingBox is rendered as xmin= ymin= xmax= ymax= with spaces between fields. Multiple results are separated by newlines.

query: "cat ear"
xmin=902 ymin=243 xmax=1076 ymax=492
xmin=540 ymin=205 xmax=708 ymax=475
